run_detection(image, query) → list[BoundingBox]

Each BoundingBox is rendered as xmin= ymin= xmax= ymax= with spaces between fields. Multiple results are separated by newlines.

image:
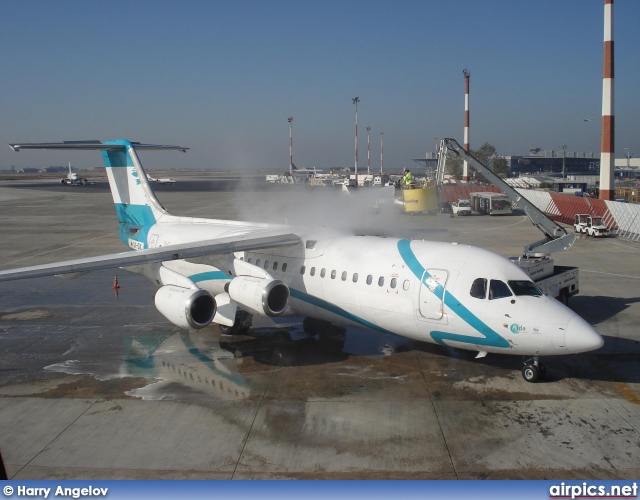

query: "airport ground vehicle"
xmin=469 ymin=192 xmax=512 ymax=215
xmin=574 ymin=214 xmax=610 ymax=237
xmin=510 ymin=256 xmax=578 ymax=306
xmin=451 ymin=199 xmax=471 ymax=216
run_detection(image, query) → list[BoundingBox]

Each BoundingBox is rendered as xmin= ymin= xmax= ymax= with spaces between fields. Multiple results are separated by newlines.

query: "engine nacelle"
xmin=227 ymin=276 xmax=289 ymax=317
xmin=154 ymin=285 xmax=216 ymax=330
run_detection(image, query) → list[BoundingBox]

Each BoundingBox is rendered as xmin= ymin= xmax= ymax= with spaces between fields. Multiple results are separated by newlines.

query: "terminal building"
xmin=416 ymin=147 xmax=638 ymax=182
xmin=505 ymin=147 xmax=600 ymax=177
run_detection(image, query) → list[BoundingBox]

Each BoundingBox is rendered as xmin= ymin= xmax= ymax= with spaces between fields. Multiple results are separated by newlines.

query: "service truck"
xmin=509 ymin=256 xmax=578 ymax=306
xmin=451 ymin=198 xmax=472 ymax=216
xmin=574 ymin=214 xmax=610 ymax=237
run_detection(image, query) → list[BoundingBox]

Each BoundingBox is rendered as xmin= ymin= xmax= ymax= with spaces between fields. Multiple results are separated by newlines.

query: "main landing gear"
xmin=522 ymin=356 xmax=547 ymax=383
xmin=219 ymin=309 xmax=253 ymax=335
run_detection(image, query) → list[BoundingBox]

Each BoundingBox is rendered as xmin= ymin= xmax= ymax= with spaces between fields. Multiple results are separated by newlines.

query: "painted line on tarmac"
xmin=2 ymin=233 xmax=116 ymax=266
xmin=581 ymin=269 xmax=640 ymax=280
xmin=470 ymin=215 xmax=529 ymax=232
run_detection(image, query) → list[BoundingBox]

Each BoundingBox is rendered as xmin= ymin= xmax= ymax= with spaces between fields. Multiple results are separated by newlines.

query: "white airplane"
xmin=60 ymin=162 xmax=89 ymax=185
xmin=2 ymin=139 xmax=603 ymax=382
xmin=146 ymin=173 xmax=176 ymax=184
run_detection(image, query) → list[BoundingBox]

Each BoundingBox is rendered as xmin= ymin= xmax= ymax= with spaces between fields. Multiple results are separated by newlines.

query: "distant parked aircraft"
xmin=60 ymin=162 xmax=89 ymax=185
xmin=146 ymin=173 xmax=176 ymax=184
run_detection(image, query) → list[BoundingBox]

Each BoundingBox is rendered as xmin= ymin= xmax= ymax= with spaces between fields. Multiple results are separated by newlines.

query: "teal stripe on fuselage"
xmin=396 ymin=239 xmax=509 ymax=349
xmin=289 ymin=288 xmax=395 ymax=335
xmin=189 ymin=271 xmax=229 ymax=283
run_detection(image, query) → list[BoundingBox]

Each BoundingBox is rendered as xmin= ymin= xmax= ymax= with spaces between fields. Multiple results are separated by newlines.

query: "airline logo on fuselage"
xmin=510 ymin=323 xmax=526 ymax=334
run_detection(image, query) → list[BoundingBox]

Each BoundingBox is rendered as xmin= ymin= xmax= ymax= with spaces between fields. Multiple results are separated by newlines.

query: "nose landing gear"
xmin=522 ymin=356 xmax=547 ymax=382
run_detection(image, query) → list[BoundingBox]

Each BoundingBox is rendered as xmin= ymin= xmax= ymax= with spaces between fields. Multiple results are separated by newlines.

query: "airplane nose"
xmin=564 ymin=315 xmax=604 ymax=353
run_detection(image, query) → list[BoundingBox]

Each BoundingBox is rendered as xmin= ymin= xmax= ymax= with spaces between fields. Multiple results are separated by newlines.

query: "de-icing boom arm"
xmin=438 ymin=138 xmax=576 ymax=257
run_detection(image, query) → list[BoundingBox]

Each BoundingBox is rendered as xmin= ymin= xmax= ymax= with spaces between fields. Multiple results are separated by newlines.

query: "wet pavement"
xmin=0 ymin=179 xmax=639 ymax=479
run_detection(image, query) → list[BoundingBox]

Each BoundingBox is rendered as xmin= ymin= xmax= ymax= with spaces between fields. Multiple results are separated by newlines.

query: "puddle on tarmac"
xmin=0 ymin=309 xmax=49 ymax=321
xmin=43 ymin=319 xmax=415 ymax=402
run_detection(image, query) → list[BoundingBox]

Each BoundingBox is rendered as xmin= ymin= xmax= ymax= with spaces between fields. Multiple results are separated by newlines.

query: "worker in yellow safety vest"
xmin=402 ymin=167 xmax=414 ymax=187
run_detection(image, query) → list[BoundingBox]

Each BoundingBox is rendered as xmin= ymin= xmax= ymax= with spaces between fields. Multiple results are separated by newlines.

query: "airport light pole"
xmin=366 ymin=126 xmax=371 ymax=175
xmin=353 ymin=97 xmax=360 ymax=185
xmin=561 ymin=145 xmax=567 ymax=179
xmin=380 ymin=132 xmax=384 ymax=175
xmin=288 ymin=116 xmax=293 ymax=175
xmin=623 ymin=147 xmax=630 ymax=167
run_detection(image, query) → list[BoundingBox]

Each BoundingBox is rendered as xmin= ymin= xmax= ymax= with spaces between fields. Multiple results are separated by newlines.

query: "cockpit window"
xmin=489 ymin=280 xmax=513 ymax=300
xmin=470 ymin=278 xmax=487 ymax=299
xmin=508 ymin=280 xmax=543 ymax=297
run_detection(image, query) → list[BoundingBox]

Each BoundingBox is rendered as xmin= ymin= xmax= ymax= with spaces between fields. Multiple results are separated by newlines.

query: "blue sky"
xmin=1 ymin=0 xmax=638 ymax=171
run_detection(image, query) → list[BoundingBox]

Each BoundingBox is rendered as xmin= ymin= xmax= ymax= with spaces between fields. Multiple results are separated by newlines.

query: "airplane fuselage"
xmin=129 ymin=218 xmax=599 ymax=358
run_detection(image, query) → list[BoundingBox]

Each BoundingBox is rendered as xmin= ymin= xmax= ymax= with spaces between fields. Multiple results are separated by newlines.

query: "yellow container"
xmin=402 ymin=185 xmax=439 ymax=213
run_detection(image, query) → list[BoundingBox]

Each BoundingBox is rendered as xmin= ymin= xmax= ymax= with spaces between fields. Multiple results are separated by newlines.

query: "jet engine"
xmin=226 ymin=276 xmax=289 ymax=317
xmin=154 ymin=285 xmax=216 ymax=330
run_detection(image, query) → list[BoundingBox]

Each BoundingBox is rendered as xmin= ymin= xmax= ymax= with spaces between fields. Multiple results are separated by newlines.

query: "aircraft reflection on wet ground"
xmin=43 ymin=320 xmax=417 ymax=402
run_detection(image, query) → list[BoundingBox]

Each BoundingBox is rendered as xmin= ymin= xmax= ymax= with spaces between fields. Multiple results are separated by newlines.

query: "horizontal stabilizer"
xmin=0 ymin=230 xmax=300 ymax=282
xmin=9 ymin=141 xmax=188 ymax=152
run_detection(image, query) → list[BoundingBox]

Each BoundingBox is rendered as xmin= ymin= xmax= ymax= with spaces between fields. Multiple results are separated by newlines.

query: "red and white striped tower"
xmin=366 ymin=126 xmax=371 ymax=174
xmin=380 ymin=132 xmax=384 ymax=175
xmin=463 ymin=69 xmax=470 ymax=181
xmin=600 ymin=0 xmax=615 ymax=200
xmin=353 ymin=97 xmax=360 ymax=184
xmin=288 ymin=116 xmax=293 ymax=174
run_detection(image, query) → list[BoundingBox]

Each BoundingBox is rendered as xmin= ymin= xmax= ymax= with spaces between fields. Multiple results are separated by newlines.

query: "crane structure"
xmin=436 ymin=138 xmax=577 ymax=257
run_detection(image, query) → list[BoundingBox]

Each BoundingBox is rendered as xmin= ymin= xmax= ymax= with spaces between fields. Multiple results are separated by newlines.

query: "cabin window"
xmin=390 ymin=278 xmax=397 ymax=289
xmin=331 ymin=270 xmax=336 ymax=279
xmin=366 ymin=275 xmax=373 ymax=285
xmin=310 ymin=267 xmax=316 ymax=276
xmin=264 ymin=260 xmax=269 ymax=269
xmin=341 ymin=271 xmax=347 ymax=281
xmin=300 ymin=266 xmax=306 ymax=275
xmin=508 ymin=280 xmax=542 ymax=297
xmin=320 ymin=268 xmax=326 ymax=278
xmin=248 ymin=258 xmax=253 ymax=264
xmin=240 ymin=256 xmax=244 ymax=261
xmin=352 ymin=273 xmax=358 ymax=283
xmin=306 ymin=240 xmax=317 ymax=249
xmin=282 ymin=263 xmax=287 ymax=272
xmin=403 ymin=280 xmax=410 ymax=291
xmin=256 ymin=259 xmax=261 ymax=267
xmin=489 ymin=280 xmax=512 ymax=300
xmin=378 ymin=276 xmax=384 ymax=287
xmin=273 ymin=262 xmax=278 ymax=271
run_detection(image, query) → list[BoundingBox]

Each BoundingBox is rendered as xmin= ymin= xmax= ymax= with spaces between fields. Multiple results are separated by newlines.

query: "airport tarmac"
xmin=0 ymin=178 xmax=639 ymax=480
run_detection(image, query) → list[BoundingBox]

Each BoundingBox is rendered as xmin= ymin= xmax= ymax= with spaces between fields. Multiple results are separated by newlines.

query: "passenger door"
xmin=418 ymin=268 xmax=449 ymax=321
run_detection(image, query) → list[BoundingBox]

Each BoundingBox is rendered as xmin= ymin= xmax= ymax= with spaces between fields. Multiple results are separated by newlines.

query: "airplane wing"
xmin=0 ymin=230 xmax=300 ymax=282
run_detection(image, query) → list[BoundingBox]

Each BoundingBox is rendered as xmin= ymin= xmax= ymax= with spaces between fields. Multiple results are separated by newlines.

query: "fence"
xmin=515 ymin=189 xmax=640 ymax=242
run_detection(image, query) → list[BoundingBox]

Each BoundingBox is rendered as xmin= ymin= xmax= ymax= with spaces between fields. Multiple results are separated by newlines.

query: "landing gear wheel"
xmin=219 ymin=310 xmax=252 ymax=335
xmin=522 ymin=364 xmax=540 ymax=383
xmin=538 ymin=362 xmax=547 ymax=379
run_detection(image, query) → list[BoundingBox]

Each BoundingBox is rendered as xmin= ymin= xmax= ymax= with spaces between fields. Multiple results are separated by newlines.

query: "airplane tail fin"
xmin=9 ymin=139 xmax=189 ymax=246
xmin=101 ymin=139 xmax=174 ymax=225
